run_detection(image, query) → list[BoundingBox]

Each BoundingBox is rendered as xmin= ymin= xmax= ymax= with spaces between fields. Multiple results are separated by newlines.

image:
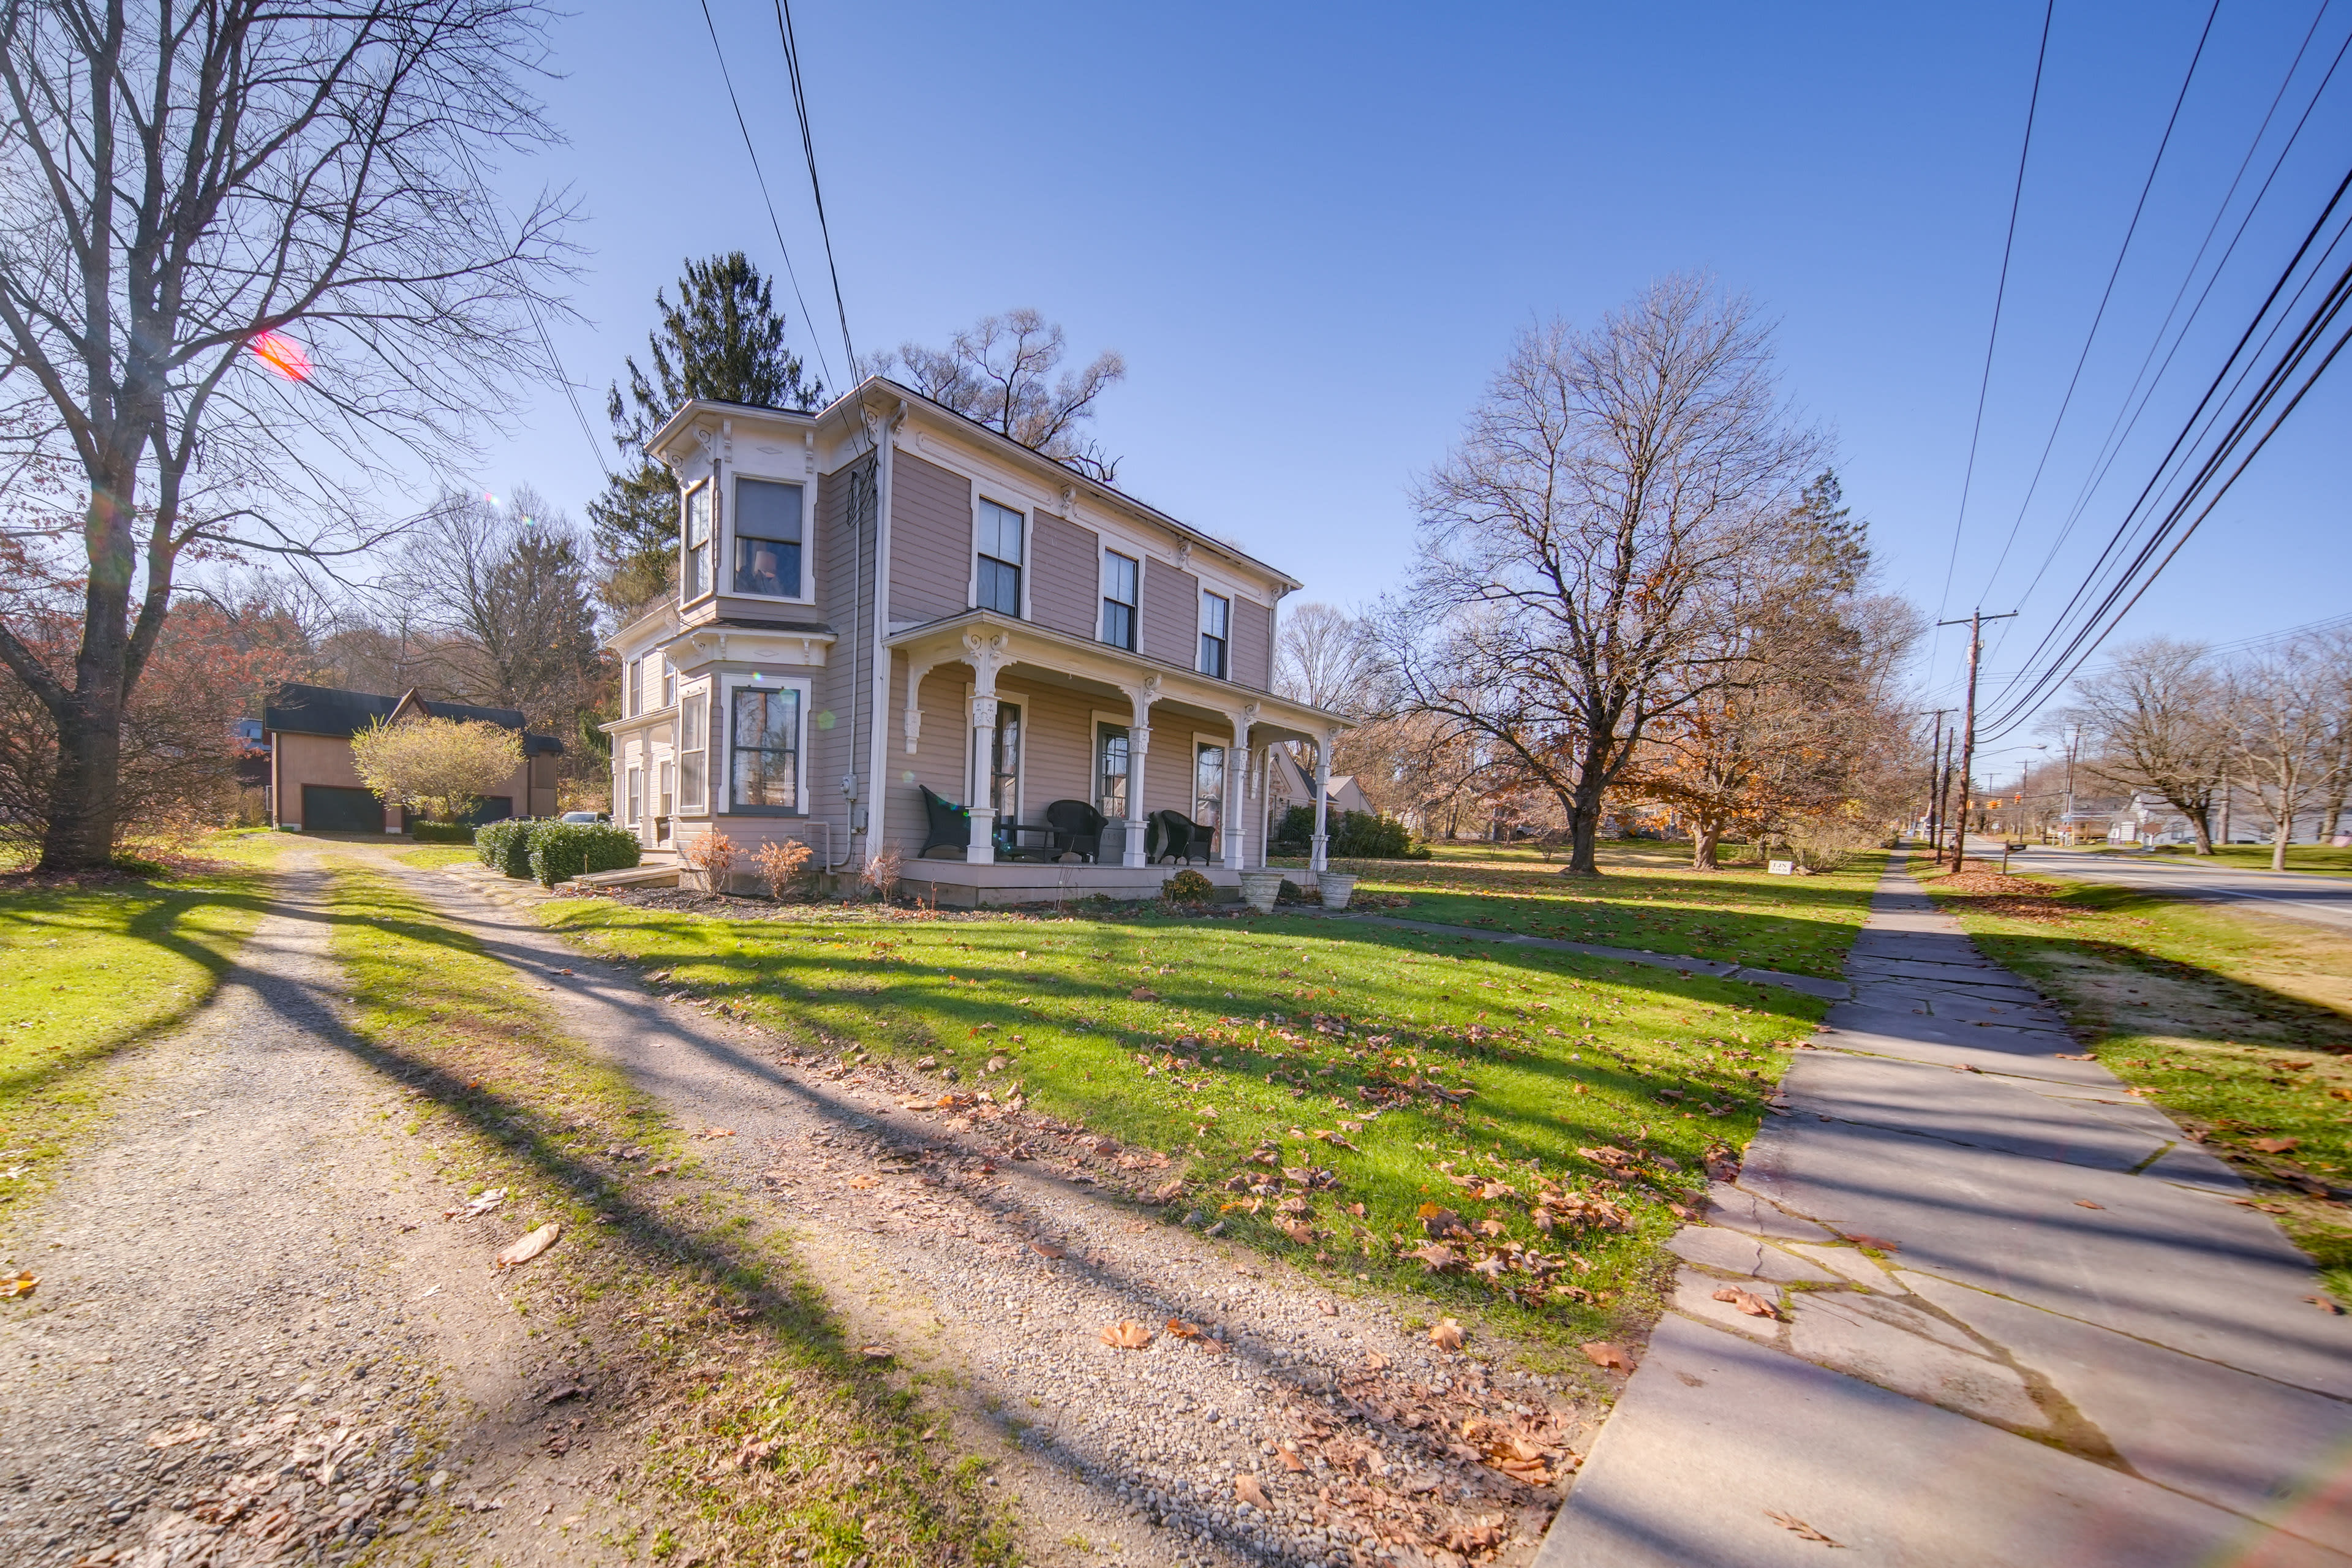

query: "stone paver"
xmin=1537 ymin=855 xmax=2352 ymax=1567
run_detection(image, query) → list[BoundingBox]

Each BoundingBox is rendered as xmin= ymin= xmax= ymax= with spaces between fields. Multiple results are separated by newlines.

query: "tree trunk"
xmin=2274 ymin=821 xmax=2290 ymax=873
xmin=2186 ymin=806 xmax=2214 ymax=855
xmin=1691 ymin=820 xmax=1721 ymax=870
xmin=37 ymin=484 xmax=139 ymax=872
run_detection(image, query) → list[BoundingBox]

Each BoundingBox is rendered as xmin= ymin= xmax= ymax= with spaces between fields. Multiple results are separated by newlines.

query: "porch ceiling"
xmin=885 ymin=610 xmax=1346 ymax=745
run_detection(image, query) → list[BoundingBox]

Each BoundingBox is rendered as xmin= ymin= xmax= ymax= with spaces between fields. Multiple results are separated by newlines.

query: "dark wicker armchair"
xmin=1042 ymin=798 xmax=1107 ymax=862
xmin=918 ymin=784 xmax=970 ymax=858
xmin=1148 ymin=809 xmax=1215 ymax=865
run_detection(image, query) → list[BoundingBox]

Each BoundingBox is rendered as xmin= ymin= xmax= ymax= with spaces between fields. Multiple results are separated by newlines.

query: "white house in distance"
xmin=600 ymin=375 xmax=1349 ymax=905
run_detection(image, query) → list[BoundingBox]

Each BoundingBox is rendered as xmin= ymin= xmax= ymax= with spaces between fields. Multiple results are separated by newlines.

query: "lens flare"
xmin=247 ymin=330 xmax=312 ymax=382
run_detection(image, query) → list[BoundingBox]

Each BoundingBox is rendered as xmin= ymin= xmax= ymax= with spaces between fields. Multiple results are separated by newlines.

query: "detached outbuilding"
xmin=261 ymin=682 xmax=562 ymax=833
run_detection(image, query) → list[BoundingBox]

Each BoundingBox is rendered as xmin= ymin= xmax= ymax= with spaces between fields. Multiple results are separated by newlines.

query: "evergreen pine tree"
xmin=587 ymin=253 xmax=822 ymax=617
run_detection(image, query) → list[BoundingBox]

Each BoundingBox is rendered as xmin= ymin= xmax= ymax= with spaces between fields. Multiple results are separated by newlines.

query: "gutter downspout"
xmin=862 ymin=400 xmax=906 ymax=874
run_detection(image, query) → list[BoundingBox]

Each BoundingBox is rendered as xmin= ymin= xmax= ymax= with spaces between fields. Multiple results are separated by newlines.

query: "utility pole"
xmin=1921 ymin=709 xmax=1954 ymax=853
xmin=1936 ymin=731 xmax=1958 ymax=861
xmin=1937 ymin=609 xmax=2018 ymax=869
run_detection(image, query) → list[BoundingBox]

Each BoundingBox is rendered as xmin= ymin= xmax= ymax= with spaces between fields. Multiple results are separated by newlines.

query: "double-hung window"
xmin=679 ymin=692 xmax=707 ymax=812
xmin=976 ymin=498 xmax=1024 ymax=617
xmin=625 ymin=658 xmax=641 ymax=717
xmin=625 ymin=766 xmax=643 ymax=825
xmin=1096 ymin=723 xmax=1131 ymax=822
xmin=1101 ymin=551 xmax=1139 ymax=650
xmin=684 ymin=484 xmax=713 ymax=600
xmin=1194 ymin=742 xmax=1225 ymax=834
xmin=661 ymin=656 xmax=677 ymax=709
xmin=658 ymin=760 xmax=675 ymax=820
xmin=1199 ymin=592 xmax=1231 ymax=679
xmin=731 ymin=685 xmax=802 ymax=812
xmin=733 ymin=478 xmax=804 ymax=597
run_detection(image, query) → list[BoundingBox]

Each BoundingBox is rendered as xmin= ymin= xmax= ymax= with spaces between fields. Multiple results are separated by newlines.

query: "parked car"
xmin=560 ymin=810 xmax=609 ymax=825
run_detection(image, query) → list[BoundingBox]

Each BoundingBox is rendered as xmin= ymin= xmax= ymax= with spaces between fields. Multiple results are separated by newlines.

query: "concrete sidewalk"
xmin=1536 ymin=856 xmax=2352 ymax=1566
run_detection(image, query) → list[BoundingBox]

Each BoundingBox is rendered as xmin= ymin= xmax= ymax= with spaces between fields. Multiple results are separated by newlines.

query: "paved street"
xmin=2003 ymin=845 xmax=2352 ymax=935
xmin=1534 ymin=854 xmax=2352 ymax=1567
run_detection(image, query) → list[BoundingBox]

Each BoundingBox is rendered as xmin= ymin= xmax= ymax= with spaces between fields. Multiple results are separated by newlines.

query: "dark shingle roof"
xmin=264 ymin=683 xmax=562 ymax=755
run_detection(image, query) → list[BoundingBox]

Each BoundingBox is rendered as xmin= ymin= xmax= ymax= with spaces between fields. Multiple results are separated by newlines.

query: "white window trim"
xmin=968 ymin=491 xmax=1031 ymax=621
xmin=1189 ymin=733 xmax=1232 ymax=842
xmin=1100 ymin=546 xmax=1140 ymax=649
xmin=715 ymin=671 xmax=815 ymax=816
xmin=680 ymin=477 xmax=718 ymax=609
xmin=727 ymin=472 xmax=817 ymax=606
xmin=625 ymin=764 xmax=643 ymax=826
xmin=678 ymin=682 xmax=710 ymax=813
xmin=1090 ymin=707 xmax=1140 ymax=822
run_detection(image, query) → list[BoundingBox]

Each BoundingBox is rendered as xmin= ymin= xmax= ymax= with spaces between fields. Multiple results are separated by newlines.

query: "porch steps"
xmin=575 ymin=859 xmax=678 ymax=891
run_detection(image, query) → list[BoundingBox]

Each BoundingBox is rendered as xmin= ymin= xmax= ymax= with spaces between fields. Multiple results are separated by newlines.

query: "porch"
xmin=883 ymin=610 xmax=1346 ymax=902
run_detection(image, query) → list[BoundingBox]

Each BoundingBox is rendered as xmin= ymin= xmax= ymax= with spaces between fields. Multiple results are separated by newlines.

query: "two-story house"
xmin=602 ymin=375 xmax=1347 ymax=905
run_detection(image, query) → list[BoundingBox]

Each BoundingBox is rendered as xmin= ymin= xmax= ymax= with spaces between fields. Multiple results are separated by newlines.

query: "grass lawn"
xmin=2106 ymin=843 xmax=2352 ymax=878
xmin=541 ymin=893 xmax=1831 ymax=1359
xmin=322 ymin=859 xmax=1012 ymax=1568
xmin=1298 ymin=840 xmax=1891 ymax=979
xmin=1920 ymin=864 xmax=2352 ymax=1294
xmin=0 ymin=829 xmax=284 ymax=1221
xmin=394 ymin=843 xmax=481 ymax=870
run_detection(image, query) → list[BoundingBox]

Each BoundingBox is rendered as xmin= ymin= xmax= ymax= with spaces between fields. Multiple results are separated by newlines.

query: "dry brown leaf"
xmin=2250 ymin=1137 xmax=2301 ymax=1154
xmin=1164 ymin=1317 xmax=1204 ymax=1339
xmin=859 ymin=1344 xmax=894 ymax=1360
xmin=696 ymin=1126 xmax=737 ymax=1139
xmin=1276 ymin=1442 xmax=1307 ymax=1472
xmin=2074 ymin=1199 xmax=2105 ymax=1210
xmin=1131 ymin=987 xmax=1161 ymax=1002
xmin=494 ymin=1222 xmax=561 ymax=1270
xmin=1580 ymin=1341 xmax=1634 ymax=1371
xmin=1281 ymin=1219 xmax=1317 ymax=1245
xmin=1150 ymin=1178 xmax=1186 ymax=1202
xmin=1234 ymin=1473 xmax=1269 ymax=1507
xmin=1101 ymin=1319 xmax=1155 ymax=1349
xmin=1844 ymin=1233 xmax=1899 ymax=1252
xmin=1765 ymin=1509 xmax=1842 ymax=1546
xmin=0 ymin=1271 xmax=36 ymax=1300
xmin=848 ymin=1174 xmax=879 ymax=1189
xmin=733 ymin=1438 xmax=775 ymax=1468
xmin=1031 ymin=1241 xmax=1068 ymax=1259
xmin=1428 ymin=1317 xmax=1465 ymax=1351
xmin=1711 ymin=1285 xmax=1779 ymax=1319
xmin=1411 ymin=1242 xmax=1461 ymax=1273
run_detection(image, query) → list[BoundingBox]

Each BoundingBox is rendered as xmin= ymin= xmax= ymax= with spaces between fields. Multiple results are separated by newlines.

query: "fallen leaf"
xmin=146 ymin=1422 xmax=214 ymax=1450
xmin=1844 ymin=1234 xmax=1900 ymax=1252
xmin=1164 ymin=1317 xmax=1205 ymax=1339
xmin=1031 ymin=1241 xmax=1067 ymax=1259
xmin=444 ymin=1187 xmax=506 ymax=1221
xmin=1410 ymin=1242 xmax=1461 ymax=1273
xmin=849 ymin=1174 xmax=880 ymax=1189
xmin=1580 ymin=1341 xmax=1634 ymax=1371
xmin=494 ymin=1223 xmax=561 ymax=1270
xmin=734 ymin=1438 xmax=775 ymax=1469
xmin=859 ymin=1344 xmax=894 ymax=1360
xmin=2305 ymin=1295 xmax=2346 ymax=1315
xmin=1131 ymin=987 xmax=1161 ymax=1002
xmin=697 ymin=1126 xmax=737 ymax=1139
xmin=541 ymin=1383 xmax=589 ymax=1404
xmin=2074 ymin=1199 xmax=2105 ymax=1210
xmin=1276 ymin=1441 xmax=1307 ymax=1471
xmin=1280 ymin=1219 xmax=1316 ymax=1245
xmin=2249 ymin=1137 xmax=2301 ymax=1154
xmin=1765 ymin=1509 xmax=1842 ymax=1546
xmin=0 ymin=1271 xmax=35 ymax=1300
xmin=1234 ymin=1473 xmax=1269 ymax=1507
xmin=1429 ymin=1317 xmax=1465 ymax=1351
xmin=1101 ymin=1319 xmax=1155 ymax=1349
xmin=1711 ymin=1286 xmax=1778 ymax=1319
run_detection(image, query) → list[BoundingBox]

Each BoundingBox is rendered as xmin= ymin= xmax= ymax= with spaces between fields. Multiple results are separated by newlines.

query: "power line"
xmin=524 ymin=292 xmax=612 ymax=483
xmin=773 ymin=0 xmax=857 ymax=375
xmin=1976 ymin=0 xmax=2222 ymax=602
xmin=695 ymin=0 xmax=837 ymax=389
xmin=1932 ymin=0 xmax=2057 ymax=647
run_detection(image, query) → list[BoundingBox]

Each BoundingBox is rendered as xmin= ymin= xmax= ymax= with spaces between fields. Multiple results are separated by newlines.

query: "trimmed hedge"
xmin=528 ymin=823 xmax=641 ymax=888
xmin=475 ymin=818 xmax=536 ymax=879
xmin=1271 ymin=805 xmax=1427 ymax=859
xmin=410 ymin=820 xmax=474 ymax=843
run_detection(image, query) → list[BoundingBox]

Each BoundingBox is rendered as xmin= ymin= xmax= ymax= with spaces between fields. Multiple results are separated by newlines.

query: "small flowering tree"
xmin=349 ymin=717 xmax=523 ymax=825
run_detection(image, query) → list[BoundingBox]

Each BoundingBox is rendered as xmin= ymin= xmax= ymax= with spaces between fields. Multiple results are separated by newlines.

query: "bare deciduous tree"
xmin=2063 ymin=638 xmax=2228 ymax=854
xmin=2228 ymin=639 xmax=2340 ymax=872
xmin=1275 ymin=602 xmax=1381 ymax=715
xmin=1384 ymin=277 xmax=1822 ymax=875
xmin=871 ymin=309 xmax=1125 ymax=480
xmin=0 ymin=0 xmax=571 ymax=869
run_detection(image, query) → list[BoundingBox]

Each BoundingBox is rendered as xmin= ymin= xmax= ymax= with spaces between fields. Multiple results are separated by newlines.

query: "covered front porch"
xmin=882 ymin=611 xmax=1346 ymax=905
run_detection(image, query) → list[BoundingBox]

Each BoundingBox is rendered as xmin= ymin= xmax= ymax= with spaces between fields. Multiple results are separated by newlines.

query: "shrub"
xmin=1162 ymin=868 xmax=1215 ymax=904
xmin=529 ymin=823 xmax=641 ymax=888
xmin=861 ymin=842 xmax=905 ymax=901
xmin=350 ymin=715 xmax=522 ymax=825
xmin=1781 ymin=815 xmax=1872 ymax=874
xmin=475 ymin=817 xmax=535 ymax=878
xmin=680 ymin=830 xmax=739 ymax=894
xmin=753 ymin=837 xmax=814 ymax=900
xmin=1270 ymin=805 xmax=1423 ymax=859
xmin=410 ymin=820 xmax=474 ymax=843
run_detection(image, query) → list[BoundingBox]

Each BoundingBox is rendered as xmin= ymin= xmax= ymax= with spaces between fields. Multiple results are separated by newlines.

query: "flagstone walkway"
xmin=1534 ymin=855 xmax=2352 ymax=1567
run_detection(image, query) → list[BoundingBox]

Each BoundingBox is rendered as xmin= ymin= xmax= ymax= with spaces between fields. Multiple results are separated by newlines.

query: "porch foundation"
xmin=897 ymin=861 xmax=1243 ymax=908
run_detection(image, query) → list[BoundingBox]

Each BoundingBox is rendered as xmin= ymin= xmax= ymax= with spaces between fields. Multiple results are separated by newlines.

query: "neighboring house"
xmin=263 ymin=683 xmax=562 ymax=834
xmin=603 ymin=376 xmax=1350 ymax=905
xmin=1266 ymin=748 xmax=1371 ymax=821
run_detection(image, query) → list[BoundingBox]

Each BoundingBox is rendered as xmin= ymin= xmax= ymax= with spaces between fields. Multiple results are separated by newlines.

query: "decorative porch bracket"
xmin=902 ymin=657 xmax=938 ymax=755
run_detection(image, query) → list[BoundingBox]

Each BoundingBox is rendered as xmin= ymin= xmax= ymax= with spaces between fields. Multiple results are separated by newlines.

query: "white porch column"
xmin=1310 ymin=729 xmax=1334 ymax=872
xmin=1120 ymin=676 xmax=1162 ymax=869
xmin=1223 ymin=703 xmax=1259 ymax=870
xmin=962 ymin=631 xmax=1010 ymax=865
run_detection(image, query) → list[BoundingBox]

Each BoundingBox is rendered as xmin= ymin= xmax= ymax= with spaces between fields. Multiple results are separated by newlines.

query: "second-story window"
xmin=976 ymin=498 xmax=1023 ymax=617
xmin=684 ymin=484 xmax=712 ymax=600
xmin=661 ymin=656 xmax=677 ymax=709
xmin=1199 ymin=592 xmax=1231 ymax=679
xmin=1101 ymin=551 xmax=1138 ymax=650
xmin=733 ymin=478 xmax=803 ymax=598
xmin=625 ymin=658 xmax=641 ymax=717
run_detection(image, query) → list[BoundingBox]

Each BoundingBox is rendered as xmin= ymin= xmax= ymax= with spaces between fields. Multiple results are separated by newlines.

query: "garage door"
xmin=301 ymin=784 xmax=384 ymax=834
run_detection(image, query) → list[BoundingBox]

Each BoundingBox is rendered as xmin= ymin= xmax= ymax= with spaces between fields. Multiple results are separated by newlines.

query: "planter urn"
xmin=1239 ymin=869 xmax=1285 ymax=914
xmin=1318 ymin=872 xmax=1359 ymax=910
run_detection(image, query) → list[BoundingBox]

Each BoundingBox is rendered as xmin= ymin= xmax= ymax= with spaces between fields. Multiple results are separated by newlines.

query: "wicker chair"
xmin=1148 ymin=809 xmax=1215 ymax=865
xmin=918 ymin=784 xmax=970 ymax=858
xmin=1042 ymin=799 xmax=1106 ymax=863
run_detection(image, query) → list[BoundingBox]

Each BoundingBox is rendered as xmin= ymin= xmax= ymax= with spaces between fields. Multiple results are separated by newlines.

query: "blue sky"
xmin=473 ymin=1 xmax=2352 ymax=769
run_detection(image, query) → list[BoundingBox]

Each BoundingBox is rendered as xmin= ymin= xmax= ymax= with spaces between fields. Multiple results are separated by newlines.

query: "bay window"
xmin=731 ymin=685 xmax=802 ymax=812
xmin=680 ymin=692 xmax=707 ymax=812
xmin=684 ymin=483 xmax=712 ymax=600
xmin=733 ymin=478 xmax=804 ymax=598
